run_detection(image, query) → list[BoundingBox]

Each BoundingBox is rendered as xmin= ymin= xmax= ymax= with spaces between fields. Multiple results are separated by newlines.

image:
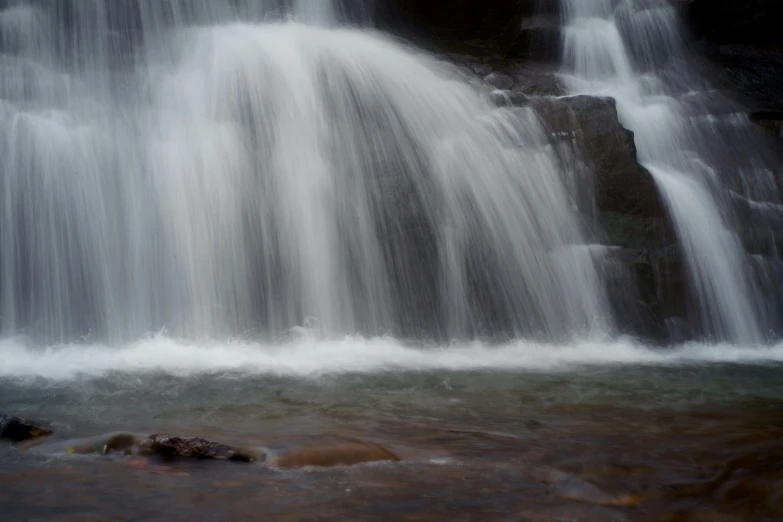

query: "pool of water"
xmin=2 ymin=336 xmax=783 ymax=520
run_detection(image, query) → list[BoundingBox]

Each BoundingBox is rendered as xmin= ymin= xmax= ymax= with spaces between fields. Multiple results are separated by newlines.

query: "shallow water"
xmin=3 ymin=335 xmax=783 ymax=436
xmin=2 ymin=337 xmax=783 ymax=520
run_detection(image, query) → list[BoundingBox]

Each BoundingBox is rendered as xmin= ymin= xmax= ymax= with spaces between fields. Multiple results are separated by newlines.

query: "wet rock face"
xmin=377 ymin=0 xmax=535 ymax=42
xmin=530 ymin=95 xmax=691 ymax=342
xmin=530 ymin=95 xmax=664 ymax=220
xmin=685 ymin=0 xmax=783 ymax=45
xmin=0 ymin=414 xmax=53 ymax=442
xmin=375 ymin=0 xmax=562 ymax=57
xmin=682 ymin=0 xmax=783 ymax=119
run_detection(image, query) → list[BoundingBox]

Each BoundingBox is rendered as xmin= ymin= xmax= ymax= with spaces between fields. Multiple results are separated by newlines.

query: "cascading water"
xmin=0 ymin=0 xmax=611 ymax=345
xmin=561 ymin=0 xmax=782 ymax=344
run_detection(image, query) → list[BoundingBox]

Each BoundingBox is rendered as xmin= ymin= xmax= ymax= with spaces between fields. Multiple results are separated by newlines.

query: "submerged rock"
xmin=0 ymin=414 xmax=53 ymax=442
xmin=536 ymin=468 xmax=647 ymax=508
xmin=550 ymin=475 xmax=646 ymax=508
xmin=273 ymin=443 xmax=400 ymax=469
xmin=105 ymin=433 xmax=139 ymax=454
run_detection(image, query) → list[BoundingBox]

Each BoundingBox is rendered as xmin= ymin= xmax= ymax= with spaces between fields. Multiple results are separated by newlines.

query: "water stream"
xmin=0 ymin=0 xmax=610 ymax=346
xmin=561 ymin=0 xmax=781 ymax=343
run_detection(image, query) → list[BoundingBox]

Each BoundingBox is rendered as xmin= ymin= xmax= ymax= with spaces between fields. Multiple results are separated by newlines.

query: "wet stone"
xmin=273 ymin=442 xmax=400 ymax=469
xmin=484 ymin=72 xmax=514 ymax=90
xmin=147 ymin=434 xmax=264 ymax=462
xmin=0 ymin=414 xmax=53 ymax=442
xmin=105 ymin=434 xmax=139 ymax=454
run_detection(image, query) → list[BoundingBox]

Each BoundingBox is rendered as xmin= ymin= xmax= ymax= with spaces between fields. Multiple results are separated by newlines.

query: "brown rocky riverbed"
xmin=2 ymin=402 xmax=783 ymax=521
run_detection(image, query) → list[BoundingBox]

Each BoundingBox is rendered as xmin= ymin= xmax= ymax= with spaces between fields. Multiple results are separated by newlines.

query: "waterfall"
xmin=0 ymin=0 xmax=611 ymax=344
xmin=561 ymin=0 xmax=781 ymax=344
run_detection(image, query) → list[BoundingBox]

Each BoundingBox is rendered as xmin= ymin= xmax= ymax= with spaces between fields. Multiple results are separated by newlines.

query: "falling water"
xmin=561 ymin=0 xmax=781 ymax=343
xmin=0 ymin=0 xmax=611 ymax=344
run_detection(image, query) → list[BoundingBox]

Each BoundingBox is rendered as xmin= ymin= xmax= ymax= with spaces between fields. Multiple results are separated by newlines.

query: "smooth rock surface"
xmin=274 ymin=443 xmax=400 ymax=469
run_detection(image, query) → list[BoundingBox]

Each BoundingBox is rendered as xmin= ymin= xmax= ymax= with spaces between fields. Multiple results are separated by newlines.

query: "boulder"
xmin=0 ymin=414 xmax=53 ymax=442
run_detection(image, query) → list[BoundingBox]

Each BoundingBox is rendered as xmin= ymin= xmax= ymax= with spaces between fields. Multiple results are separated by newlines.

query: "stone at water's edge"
xmin=146 ymin=434 xmax=263 ymax=463
xmin=0 ymin=414 xmax=53 ymax=442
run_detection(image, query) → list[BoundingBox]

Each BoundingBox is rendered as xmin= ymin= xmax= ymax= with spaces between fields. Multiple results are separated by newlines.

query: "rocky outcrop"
xmin=528 ymin=95 xmax=690 ymax=342
xmin=0 ymin=414 xmax=53 ymax=442
xmin=551 ymin=96 xmax=664 ymax=219
xmin=528 ymin=95 xmax=667 ymax=232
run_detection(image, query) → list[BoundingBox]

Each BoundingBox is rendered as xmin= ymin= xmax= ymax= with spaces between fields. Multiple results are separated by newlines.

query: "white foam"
xmin=1 ymin=335 xmax=781 ymax=381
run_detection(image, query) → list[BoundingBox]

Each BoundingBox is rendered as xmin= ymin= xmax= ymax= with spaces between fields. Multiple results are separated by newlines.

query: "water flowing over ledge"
xmin=0 ymin=0 xmax=612 ymax=344
xmin=0 ymin=0 xmax=780 ymax=354
xmin=561 ymin=0 xmax=782 ymax=344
